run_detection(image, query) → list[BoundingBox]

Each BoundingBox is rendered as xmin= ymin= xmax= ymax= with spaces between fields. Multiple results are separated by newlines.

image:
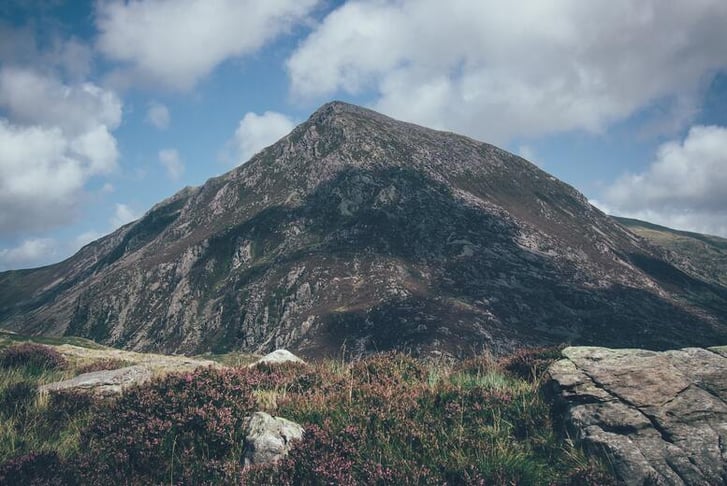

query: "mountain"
xmin=1 ymin=102 xmax=727 ymax=358
xmin=613 ymin=216 xmax=727 ymax=288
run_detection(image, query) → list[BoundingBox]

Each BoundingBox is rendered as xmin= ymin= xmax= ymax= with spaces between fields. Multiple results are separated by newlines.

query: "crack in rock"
xmin=548 ymin=346 xmax=727 ymax=486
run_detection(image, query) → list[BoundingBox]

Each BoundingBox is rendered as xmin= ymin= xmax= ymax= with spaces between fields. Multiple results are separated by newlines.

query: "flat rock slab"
xmin=548 ymin=346 xmax=727 ymax=485
xmin=54 ymin=344 xmax=218 ymax=372
xmin=40 ymin=365 xmax=153 ymax=397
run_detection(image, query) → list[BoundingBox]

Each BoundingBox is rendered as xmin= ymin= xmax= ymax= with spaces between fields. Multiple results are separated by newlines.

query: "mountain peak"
xmin=2 ymin=103 xmax=727 ymax=358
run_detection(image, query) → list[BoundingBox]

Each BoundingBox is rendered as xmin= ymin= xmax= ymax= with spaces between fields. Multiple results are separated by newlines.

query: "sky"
xmin=1 ymin=0 xmax=727 ymax=271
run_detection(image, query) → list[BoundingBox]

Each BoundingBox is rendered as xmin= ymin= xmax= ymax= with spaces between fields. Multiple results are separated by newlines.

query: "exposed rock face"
xmin=250 ymin=349 xmax=305 ymax=367
xmin=548 ymin=346 xmax=727 ymax=485
xmin=38 ymin=346 xmax=217 ymax=396
xmin=243 ymin=412 xmax=304 ymax=467
xmin=40 ymin=366 xmax=153 ymax=397
xmin=2 ymin=102 xmax=727 ymax=358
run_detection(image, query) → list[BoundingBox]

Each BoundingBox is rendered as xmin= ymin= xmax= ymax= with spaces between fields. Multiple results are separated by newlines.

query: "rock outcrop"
xmin=39 ymin=344 xmax=217 ymax=396
xmin=250 ymin=349 xmax=305 ymax=367
xmin=548 ymin=346 xmax=727 ymax=485
xmin=40 ymin=366 xmax=153 ymax=397
xmin=243 ymin=412 xmax=304 ymax=467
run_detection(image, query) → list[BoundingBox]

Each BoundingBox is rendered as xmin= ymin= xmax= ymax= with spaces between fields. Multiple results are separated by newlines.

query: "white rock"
xmin=243 ymin=412 xmax=304 ymax=466
xmin=249 ymin=349 xmax=305 ymax=367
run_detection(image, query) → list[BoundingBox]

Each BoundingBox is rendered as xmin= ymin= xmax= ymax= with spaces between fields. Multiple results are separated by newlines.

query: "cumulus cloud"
xmin=600 ymin=125 xmax=727 ymax=236
xmin=158 ymin=148 xmax=184 ymax=179
xmin=0 ymin=66 xmax=121 ymax=134
xmin=0 ymin=67 xmax=121 ymax=235
xmin=228 ymin=111 xmax=295 ymax=165
xmin=287 ymin=0 xmax=727 ymax=143
xmin=145 ymin=101 xmax=170 ymax=129
xmin=96 ymin=0 xmax=319 ymax=90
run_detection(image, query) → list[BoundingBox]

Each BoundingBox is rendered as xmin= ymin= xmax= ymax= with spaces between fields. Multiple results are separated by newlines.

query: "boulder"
xmin=243 ymin=412 xmax=304 ymax=466
xmin=548 ymin=346 xmax=727 ymax=486
xmin=40 ymin=365 xmax=153 ymax=397
xmin=250 ymin=349 xmax=305 ymax=367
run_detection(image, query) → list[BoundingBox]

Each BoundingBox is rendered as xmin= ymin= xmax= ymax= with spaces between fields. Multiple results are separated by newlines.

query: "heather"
xmin=0 ymin=342 xmax=615 ymax=485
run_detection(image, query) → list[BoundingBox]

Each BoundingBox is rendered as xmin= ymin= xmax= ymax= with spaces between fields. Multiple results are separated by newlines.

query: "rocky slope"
xmin=548 ymin=346 xmax=727 ymax=485
xmin=1 ymin=102 xmax=727 ymax=357
xmin=614 ymin=216 xmax=727 ymax=288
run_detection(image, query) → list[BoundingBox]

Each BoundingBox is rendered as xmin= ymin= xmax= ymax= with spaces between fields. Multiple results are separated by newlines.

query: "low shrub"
xmin=0 ymin=344 xmax=67 ymax=374
xmin=0 ymin=381 xmax=37 ymax=417
xmin=499 ymin=345 xmax=565 ymax=381
xmin=0 ymin=451 xmax=72 ymax=485
xmin=75 ymin=358 xmax=130 ymax=374
xmin=44 ymin=389 xmax=95 ymax=426
xmin=0 ymin=349 xmax=614 ymax=485
xmin=77 ymin=366 xmax=256 ymax=484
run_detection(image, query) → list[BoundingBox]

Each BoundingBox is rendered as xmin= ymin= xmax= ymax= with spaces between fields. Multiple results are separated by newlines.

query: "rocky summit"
xmin=1 ymin=102 xmax=727 ymax=357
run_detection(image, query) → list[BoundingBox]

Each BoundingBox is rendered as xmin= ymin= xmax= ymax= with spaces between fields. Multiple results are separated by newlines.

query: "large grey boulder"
xmin=250 ymin=349 xmax=305 ymax=367
xmin=243 ymin=412 xmax=304 ymax=466
xmin=40 ymin=365 xmax=153 ymax=397
xmin=548 ymin=346 xmax=727 ymax=485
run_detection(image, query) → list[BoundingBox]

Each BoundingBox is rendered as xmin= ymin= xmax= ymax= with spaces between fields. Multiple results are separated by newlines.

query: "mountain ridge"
xmin=1 ymin=101 xmax=726 ymax=358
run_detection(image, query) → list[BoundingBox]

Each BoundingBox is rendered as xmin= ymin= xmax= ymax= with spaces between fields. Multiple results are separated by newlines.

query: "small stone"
xmin=243 ymin=412 xmax=304 ymax=466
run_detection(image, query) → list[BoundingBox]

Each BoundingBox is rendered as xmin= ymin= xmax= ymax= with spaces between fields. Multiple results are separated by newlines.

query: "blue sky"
xmin=1 ymin=0 xmax=727 ymax=270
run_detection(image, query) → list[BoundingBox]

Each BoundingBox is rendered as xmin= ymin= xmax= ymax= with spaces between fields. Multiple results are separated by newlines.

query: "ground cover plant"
xmin=0 ymin=342 xmax=615 ymax=485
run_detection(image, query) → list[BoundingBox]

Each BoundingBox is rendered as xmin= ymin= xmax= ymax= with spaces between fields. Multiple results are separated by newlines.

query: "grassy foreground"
xmin=0 ymin=339 xmax=615 ymax=485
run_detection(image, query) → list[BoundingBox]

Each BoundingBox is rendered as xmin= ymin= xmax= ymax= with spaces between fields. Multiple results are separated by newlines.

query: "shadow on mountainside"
xmin=121 ymin=166 xmax=727 ymax=356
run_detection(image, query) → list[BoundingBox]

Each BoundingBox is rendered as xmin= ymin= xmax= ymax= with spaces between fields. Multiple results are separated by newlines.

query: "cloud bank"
xmin=288 ymin=0 xmax=727 ymax=143
xmin=0 ymin=67 xmax=122 ymax=235
xmin=96 ymin=0 xmax=319 ymax=90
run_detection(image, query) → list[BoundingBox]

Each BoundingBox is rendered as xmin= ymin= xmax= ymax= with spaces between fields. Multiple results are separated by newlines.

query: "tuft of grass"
xmin=0 ymin=330 xmax=108 ymax=351
xmin=75 ymin=358 xmax=131 ymax=374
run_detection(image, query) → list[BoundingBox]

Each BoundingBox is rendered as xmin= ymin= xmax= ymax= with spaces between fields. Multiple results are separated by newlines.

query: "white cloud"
xmin=287 ymin=0 xmax=727 ymax=144
xmin=96 ymin=0 xmax=319 ymax=90
xmin=0 ymin=67 xmax=121 ymax=235
xmin=0 ymin=66 xmax=121 ymax=135
xmin=0 ymin=238 xmax=58 ymax=271
xmin=146 ymin=101 xmax=170 ymax=129
xmin=601 ymin=125 xmax=727 ymax=236
xmin=158 ymin=148 xmax=184 ymax=179
xmin=110 ymin=203 xmax=139 ymax=229
xmin=228 ymin=111 xmax=295 ymax=165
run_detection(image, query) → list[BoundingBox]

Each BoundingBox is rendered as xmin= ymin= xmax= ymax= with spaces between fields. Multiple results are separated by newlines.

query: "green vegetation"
xmin=0 ymin=330 xmax=108 ymax=350
xmin=0 ymin=344 xmax=90 ymax=476
xmin=0 ymin=342 xmax=615 ymax=485
xmin=614 ymin=216 xmax=727 ymax=287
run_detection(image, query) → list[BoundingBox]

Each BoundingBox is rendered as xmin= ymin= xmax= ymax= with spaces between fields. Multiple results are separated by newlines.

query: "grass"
xmin=0 ymin=355 xmax=90 ymax=464
xmin=0 ymin=343 xmax=616 ymax=485
xmin=0 ymin=330 xmax=108 ymax=351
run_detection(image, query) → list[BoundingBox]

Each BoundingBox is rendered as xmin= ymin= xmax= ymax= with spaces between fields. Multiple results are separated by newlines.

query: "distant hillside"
xmin=614 ymin=216 xmax=727 ymax=288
